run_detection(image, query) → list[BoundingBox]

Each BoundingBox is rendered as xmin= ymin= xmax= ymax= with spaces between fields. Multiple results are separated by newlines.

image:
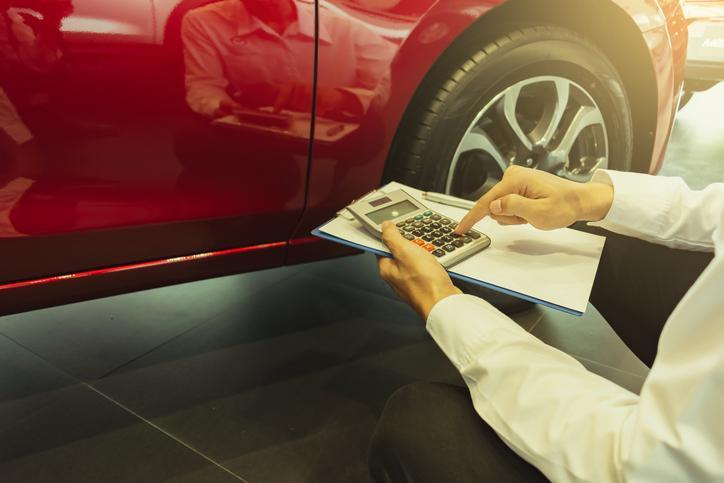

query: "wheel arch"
xmin=384 ymin=0 xmax=662 ymax=182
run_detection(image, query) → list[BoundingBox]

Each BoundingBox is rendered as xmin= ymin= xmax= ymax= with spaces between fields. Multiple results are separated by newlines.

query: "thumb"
xmin=381 ymin=222 xmax=410 ymax=260
xmin=491 ymin=194 xmax=538 ymax=220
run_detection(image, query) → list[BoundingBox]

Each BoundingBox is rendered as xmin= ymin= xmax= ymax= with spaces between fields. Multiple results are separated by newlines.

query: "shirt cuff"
xmin=1 ymin=121 xmax=33 ymax=145
xmin=588 ymin=169 xmax=674 ymax=236
xmin=426 ymin=294 xmax=529 ymax=369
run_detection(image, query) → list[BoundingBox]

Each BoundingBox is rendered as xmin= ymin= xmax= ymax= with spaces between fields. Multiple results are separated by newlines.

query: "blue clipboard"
xmin=312 ymin=221 xmax=583 ymax=317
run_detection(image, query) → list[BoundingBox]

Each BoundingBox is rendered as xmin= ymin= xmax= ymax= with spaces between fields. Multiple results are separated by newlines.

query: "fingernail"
xmin=490 ymin=199 xmax=502 ymax=215
xmin=381 ymin=221 xmax=390 ymax=229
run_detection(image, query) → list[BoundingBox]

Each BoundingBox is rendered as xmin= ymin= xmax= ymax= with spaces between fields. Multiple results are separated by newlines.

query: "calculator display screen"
xmin=367 ymin=200 xmax=419 ymax=224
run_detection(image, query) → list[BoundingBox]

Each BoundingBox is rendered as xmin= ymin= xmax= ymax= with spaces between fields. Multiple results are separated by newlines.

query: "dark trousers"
xmin=369 ymin=230 xmax=714 ymax=483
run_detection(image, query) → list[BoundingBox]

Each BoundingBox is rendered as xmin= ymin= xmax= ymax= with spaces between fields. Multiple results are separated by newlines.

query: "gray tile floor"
xmin=1 ymin=84 xmax=722 ymax=482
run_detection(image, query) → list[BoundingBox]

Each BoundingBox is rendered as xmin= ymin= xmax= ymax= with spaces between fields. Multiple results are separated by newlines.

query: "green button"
xmin=423 ymin=211 xmax=433 ymax=216
xmin=415 ymin=215 xmax=424 ymax=220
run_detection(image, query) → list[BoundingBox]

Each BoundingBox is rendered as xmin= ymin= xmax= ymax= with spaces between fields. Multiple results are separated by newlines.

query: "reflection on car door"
xmin=0 ymin=0 xmax=313 ymax=283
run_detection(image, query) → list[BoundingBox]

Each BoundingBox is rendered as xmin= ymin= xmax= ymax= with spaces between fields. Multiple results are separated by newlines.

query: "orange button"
xmin=413 ymin=239 xmax=426 ymax=246
xmin=424 ymin=244 xmax=436 ymax=252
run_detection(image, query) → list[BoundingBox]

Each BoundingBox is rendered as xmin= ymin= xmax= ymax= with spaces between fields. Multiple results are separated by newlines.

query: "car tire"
xmin=386 ymin=26 xmax=633 ymax=314
xmin=387 ymin=25 xmax=633 ymax=195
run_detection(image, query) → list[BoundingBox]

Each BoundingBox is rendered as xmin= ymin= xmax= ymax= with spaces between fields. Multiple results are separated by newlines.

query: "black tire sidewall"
xmin=408 ymin=30 xmax=633 ymax=192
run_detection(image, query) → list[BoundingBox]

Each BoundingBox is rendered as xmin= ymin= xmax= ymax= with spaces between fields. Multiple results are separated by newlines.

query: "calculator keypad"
xmin=397 ymin=210 xmax=485 ymax=264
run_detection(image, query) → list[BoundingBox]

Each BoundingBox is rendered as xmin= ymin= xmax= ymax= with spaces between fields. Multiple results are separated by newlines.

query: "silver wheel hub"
xmin=446 ymin=76 xmax=609 ymax=199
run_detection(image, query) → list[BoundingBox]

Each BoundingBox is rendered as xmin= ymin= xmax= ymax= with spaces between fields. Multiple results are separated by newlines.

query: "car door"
xmin=0 ymin=0 xmax=313 ymax=286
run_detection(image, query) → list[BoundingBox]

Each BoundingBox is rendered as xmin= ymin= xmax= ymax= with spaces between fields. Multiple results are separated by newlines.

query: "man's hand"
xmin=455 ymin=166 xmax=614 ymax=234
xmin=378 ymin=222 xmax=462 ymax=319
xmin=214 ymin=98 xmax=243 ymax=118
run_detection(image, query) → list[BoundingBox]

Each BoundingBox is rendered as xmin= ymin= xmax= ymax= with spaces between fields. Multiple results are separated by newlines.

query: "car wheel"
xmin=387 ymin=26 xmax=633 ymax=197
xmin=386 ymin=26 xmax=633 ymax=314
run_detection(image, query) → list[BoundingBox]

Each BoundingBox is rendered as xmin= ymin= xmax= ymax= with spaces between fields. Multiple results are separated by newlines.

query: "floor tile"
xmin=291 ymin=253 xmax=399 ymax=302
xmin=530 ymin=304 xmax=649 ymax=377
xmin=92 ymin=274 xmax=459 ymax=482
xmin=0 ymin=266 xmax=297 ymax=380
xmin=572 ymin=356 xmax=646 ymax=395
xmin=0 ymin=335 xmax=242 ymax=483
xmin=661 ymin=83 xmax=724 ymax=189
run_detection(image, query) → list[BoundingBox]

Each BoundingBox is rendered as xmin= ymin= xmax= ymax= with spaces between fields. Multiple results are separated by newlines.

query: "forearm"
xmin=427 ymin=295 xmax=639 ymax=482
xmin=588 ymin=170 xmax=723 ymax=251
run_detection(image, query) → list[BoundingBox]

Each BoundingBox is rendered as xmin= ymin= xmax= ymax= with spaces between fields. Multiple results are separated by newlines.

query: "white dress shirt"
xmin=0 ymin=87 xmax=31 ymax=144
xmin=181 ymin=0 xmax=394 ymax=118
xmin=427 ymin=170 xmax=724 ymax=482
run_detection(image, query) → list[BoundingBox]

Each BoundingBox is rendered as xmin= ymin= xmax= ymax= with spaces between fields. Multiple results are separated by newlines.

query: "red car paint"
xmin=0 ymin=0 xmax=686 ymax=313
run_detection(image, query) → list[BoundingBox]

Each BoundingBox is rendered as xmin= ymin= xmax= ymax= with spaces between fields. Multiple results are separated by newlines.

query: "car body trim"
xmin=0 ymin=241 xmax=288 ymax=292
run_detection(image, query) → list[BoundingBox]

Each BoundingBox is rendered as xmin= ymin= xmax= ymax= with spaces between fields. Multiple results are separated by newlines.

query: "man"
xmin=370 ymin=166 xmax=723 ymax=482
xmin=181 ymin=0 xmax=394 ymax=120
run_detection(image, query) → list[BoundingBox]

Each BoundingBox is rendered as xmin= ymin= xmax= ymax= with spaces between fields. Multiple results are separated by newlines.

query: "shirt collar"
xmin=231 ymin=0 xmax=331 ymax=44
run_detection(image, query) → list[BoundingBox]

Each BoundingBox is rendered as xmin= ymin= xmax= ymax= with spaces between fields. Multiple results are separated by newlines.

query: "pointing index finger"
xmin=455 ymin=179 xmax=513 ymax=234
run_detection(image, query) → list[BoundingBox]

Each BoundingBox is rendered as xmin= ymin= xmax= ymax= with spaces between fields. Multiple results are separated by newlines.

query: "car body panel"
xmin=289 ymin=0 xmax=685 ymax=261
xmin=1 ymin=0 xmax=312 ymax=283
xmin=0 ymin=0 xmax=686 ymax=312
xmin=684 ymin=0 xmax=724 ymax=82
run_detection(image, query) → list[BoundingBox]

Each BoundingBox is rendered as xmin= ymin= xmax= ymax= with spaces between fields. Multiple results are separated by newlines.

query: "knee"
xmin=368 ymin=383 xmax=456 ymax=482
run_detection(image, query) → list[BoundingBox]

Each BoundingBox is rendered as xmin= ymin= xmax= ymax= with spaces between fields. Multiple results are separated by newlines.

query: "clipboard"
xmin=312 ymin=182 xmax=606 ymax=316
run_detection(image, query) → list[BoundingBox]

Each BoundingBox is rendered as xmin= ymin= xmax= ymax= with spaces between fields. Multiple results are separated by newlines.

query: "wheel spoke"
xmin=501 ymin=84 xmax=533 ymax=151
xmin=554 ymin=105 xmax=605 ymax=161
xmin=537 ymin=79 xmax=570 ymax=148
xmin=445 ymin=127 xmax=507 ymax=194
xmin=457 ymin=128 xmax=507 ymax=169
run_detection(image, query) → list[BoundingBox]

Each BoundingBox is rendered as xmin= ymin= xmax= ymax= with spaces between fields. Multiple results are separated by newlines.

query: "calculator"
xmin=346 ymin=189 xmax=491 ymax=268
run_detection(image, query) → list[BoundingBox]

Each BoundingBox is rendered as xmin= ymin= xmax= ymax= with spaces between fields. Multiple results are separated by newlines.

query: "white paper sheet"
xmin=318 ymin=182 xmax=606 ymax=315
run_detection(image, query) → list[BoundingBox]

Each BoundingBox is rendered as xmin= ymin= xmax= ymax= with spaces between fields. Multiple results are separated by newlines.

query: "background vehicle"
xmin=0 ymin=0 xmax=687 ymax=315
xmin=681 ymin=0 xmax=724 ymax=106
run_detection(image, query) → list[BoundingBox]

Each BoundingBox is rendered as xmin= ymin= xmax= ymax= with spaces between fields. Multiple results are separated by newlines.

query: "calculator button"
xmin=422 ymin=226 xmax=434 ymax=233
xmin=467 ymin=231 xmax=482 ymax=240
xmin=405 ymin=218 xmax=414 ymax=224
xmin=422 ymin=234 xmax=435 ymax=242
xmin=424 ymin=243 xmax=436 ymax=252
xmin=442 ymin=235 xmax=453 ymax=243
xmin=431 ymin=231 xmax=444 ymax=238
xmin=432 ymin=249 xmax=446 ymax=258
xmin=440 ymin=227 xmax=453 ymax=234
xmin=449 ymin=223 xmax=457 ymax=230
xmin=396 ymin=221 xmax=406 ymax=228
xmin=440 ymin=219 xmax=451 ymax=225
xmin=412 ymin=230 xmax=424 ymax=237
xmin=415 ymin=215 xmax=424 ymax=221
xmin=403 ymin=233 xmax=415 ymax=241
xmin=431 ymin=214 xmax=442 ymax=221
xmin=452 ymin=240 xmax=464 ymax=248
xmin=423 ymin=211 xmax=433 ymax=216
xmin=413 ymin=239 xmax=426 ymax=246
xmin=452 ymin=233 xmax=462 ymax=238
xmin=443 ymin=244 xmax=456 ymax=252
xmin=430 ymin=222 xmax=441 ymax=229
xmin=402 ymin=225 xmax=415 ymax=232
xmin=422 ymin=218 xmax=433 ymax=225
xmin=413 ymin=221 xmax=424 ymax=228
xmin=462 ymin=236 xmax=473 ymax=244
xmin=432 ymin=239 xmax=446 ymax=247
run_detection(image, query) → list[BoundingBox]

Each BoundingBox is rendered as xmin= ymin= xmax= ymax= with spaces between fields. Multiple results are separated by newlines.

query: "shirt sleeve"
xmin=427 ymin=294 xmax=640 ymax=482
xmin=0 ymin=87 xmax=33 ymax=144
xmin=427 ymin=282 xmax=724 ymax=482
xmin=181 ymin=13 xmax=233 ymax=118
xmin=589 ymin=170 xmax=724 ymax=252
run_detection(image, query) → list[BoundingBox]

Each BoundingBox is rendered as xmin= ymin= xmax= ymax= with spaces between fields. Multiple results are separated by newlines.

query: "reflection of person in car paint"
xmin=0 ymin=2 xmax=71 ymax=237
xmin=181 ymin=0 xmax=395 ymax=121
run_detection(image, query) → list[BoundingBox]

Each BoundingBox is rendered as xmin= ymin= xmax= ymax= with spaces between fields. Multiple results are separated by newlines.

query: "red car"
xmin=682 ymin=0 xmax=724 ymax=104
xmin=0 ymin=0 xmax=687 ymax=315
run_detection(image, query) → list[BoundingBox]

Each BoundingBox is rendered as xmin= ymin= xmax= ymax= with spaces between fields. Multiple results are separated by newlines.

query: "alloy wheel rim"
xmin=446 ymin=76 xmax=609 ymax=199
